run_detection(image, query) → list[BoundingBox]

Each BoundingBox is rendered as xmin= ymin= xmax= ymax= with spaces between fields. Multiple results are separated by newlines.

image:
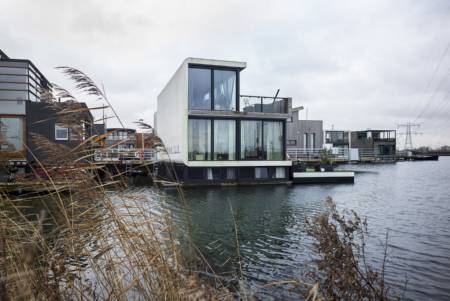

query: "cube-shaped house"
xmin=155 ymin=58 xmax=292 ymax=185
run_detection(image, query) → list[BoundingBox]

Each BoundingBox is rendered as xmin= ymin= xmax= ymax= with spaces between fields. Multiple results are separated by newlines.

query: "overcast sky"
xmin=1 ymin=0 xmax=450 ymax=147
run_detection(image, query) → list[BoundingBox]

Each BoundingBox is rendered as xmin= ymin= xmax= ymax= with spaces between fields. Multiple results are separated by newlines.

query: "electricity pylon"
xmin=397 ymin=122 xmax=421 ymax=150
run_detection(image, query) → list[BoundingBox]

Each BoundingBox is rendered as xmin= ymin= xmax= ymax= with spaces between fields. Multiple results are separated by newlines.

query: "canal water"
xmin=149 ymin=157 xmax=450 ymax=300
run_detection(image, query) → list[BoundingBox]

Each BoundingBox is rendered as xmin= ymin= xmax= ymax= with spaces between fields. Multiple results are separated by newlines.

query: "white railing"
xmin=286 ymin=148 xmax=349 ymax=161
xmin=94 ymin=148 xmax=157 ymax=163
xmin=287 ymin=147 xmax=396 ymax=162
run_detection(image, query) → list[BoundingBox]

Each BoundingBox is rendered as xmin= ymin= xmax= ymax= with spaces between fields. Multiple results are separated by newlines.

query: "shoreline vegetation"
xmin=0 ymin=68 xmax=400 ymax=300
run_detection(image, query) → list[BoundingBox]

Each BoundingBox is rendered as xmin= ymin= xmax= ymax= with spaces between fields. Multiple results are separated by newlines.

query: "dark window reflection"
xmin=188 ymin=68 xmax=211 ymax=110
xmin=214 ymin=70 xmax=236 ymax=111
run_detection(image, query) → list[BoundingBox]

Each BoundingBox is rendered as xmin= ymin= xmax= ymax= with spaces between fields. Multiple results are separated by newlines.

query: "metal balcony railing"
xmin=240 ymin=95 xmax=288 ymax=114
xmin=94 ymin=148 xmax=156 ymax=163
xmin=286 ymin=148 xmax=349 ymax=162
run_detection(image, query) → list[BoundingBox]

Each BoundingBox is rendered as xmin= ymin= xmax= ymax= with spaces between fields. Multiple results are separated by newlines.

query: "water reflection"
xmin=160 ymin=158 xmax=450 ymax=300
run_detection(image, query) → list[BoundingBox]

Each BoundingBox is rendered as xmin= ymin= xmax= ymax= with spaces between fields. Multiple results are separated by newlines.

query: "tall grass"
xmin=0 ymin=67 xmax=399 ymax=301
xmin=0 ymin=68 xmax=229 ymax=300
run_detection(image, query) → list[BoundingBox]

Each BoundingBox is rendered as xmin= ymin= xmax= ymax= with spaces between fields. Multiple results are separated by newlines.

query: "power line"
xmin=397 ymin=122 xmax=422 ymax=150
xmin=415 ymin=42 xmax=450 ymax=122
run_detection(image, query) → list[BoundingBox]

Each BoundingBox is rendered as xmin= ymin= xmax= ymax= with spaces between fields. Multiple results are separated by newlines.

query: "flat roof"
xmin=0 ymin=48 xmax=51 ymax=87
xmin=107 ymin=128 xmax=136 ymax=132
xmin=185 ymin=57 xmax=246 ymax=70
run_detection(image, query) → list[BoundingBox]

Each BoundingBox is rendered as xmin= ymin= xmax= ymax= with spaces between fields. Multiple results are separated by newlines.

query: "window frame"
xmin=55 ymin=123 xmax=69 ymax=141
xmin=0 ymin=115 xmax=26 ymax=156
xmin=188 ymin=64 xmax=240 ymax=112
xmin=188 ymin=117 xmax=286 ymax=161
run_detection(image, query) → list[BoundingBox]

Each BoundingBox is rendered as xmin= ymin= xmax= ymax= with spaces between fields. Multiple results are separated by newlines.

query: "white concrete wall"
xmin=156 ymin=57 xmax=290 ymax=168
xmin=188 ymin=161 xmax=292 ymax=167
xmin=156 ymin=61 xmax=188 ymax=163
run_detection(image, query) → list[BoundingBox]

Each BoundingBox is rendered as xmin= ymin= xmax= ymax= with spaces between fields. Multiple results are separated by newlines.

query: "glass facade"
xmin=240 ymin=96 xmax=288 ymax=113
xmin=264 ymin=121 xmax=283 ymax=160
xmin=214 ymin=119 xmax=236 ymax=160
xmin=188 ymin=67 xmax=237 ymax=111
xmin=241 ymin=120 xmax=263 ymax=160
xmin=188 ymin=68 xmax=211 ymax=110
xmin=0 ymin=117 xmax=24 ymax=152
xmin=0 ymin=60 xmax=49 ymax=103
xmin=188 ymin=119 xmax=211 ymax=160
xmin=213 ymin=70 xmax=236 ymax=111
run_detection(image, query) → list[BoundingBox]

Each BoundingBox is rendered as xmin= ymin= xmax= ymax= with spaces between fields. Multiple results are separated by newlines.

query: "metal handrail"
xmin=239 ymin=95 xmax=288 ymax=113
xmin=94 ymin=148 xmax=156 ymax=162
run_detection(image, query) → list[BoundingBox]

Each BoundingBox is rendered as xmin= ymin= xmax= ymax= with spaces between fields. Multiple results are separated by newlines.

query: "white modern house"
xmin=155 ymin=58 xmax=292 ymax=185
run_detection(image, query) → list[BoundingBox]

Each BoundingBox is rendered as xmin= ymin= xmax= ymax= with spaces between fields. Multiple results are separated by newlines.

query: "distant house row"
xmin=0 ymin=49 xmax=153 ymax=174
xmin=1 ymin=50 xmax=397 ymax=184
xmin=154 ymin=58 xmax=397 ymax=185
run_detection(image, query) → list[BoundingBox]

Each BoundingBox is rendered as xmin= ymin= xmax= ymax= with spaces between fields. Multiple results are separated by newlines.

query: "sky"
xmin=1 ymin=0 xmax=450 ymax=147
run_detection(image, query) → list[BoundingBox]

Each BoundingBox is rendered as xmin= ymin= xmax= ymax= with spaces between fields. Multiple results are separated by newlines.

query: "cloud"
xmin=1 ymin=0 xmax=450 ymax=147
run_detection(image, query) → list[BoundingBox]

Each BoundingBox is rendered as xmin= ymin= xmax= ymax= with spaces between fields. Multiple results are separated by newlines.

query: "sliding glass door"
xmin=188 ymin=119 xmax=211 ymax=160
xmin=214 ymin=119 xmax=236 ymax=160
xmin=264 ymin=121 xmax=283 ymax=160
xmin=240 ymin=120 xmax=263 ymax=160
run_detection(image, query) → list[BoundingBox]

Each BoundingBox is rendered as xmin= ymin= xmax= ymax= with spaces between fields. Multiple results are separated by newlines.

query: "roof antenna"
xmin=272 ymin=89 xmax=280 ymax=104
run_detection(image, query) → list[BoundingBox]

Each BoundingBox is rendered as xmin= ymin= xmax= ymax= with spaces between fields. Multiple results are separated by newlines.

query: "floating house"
xmin=155 ymin=58 xmax=292 ymax=185
xmin=286 ymin=106 xmax=323 ymax=149
xmin=0 ymin=49 xmax=96 ymax=174
xmin=350 ymin=130 xmax=396 ymax=161
xmin=323 ymin=128 xmax=396 ymax=162
xmin=324 ymin=130 xmax=351 ymax=149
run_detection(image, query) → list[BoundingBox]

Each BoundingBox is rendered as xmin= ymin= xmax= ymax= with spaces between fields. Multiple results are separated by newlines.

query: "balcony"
xmin=240 ymin=95 xmax=288 ymax=114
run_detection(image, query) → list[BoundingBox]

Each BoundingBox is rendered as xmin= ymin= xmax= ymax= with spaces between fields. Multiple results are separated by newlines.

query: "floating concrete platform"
xmin=293 ymin=171 xmax=355 ymax=184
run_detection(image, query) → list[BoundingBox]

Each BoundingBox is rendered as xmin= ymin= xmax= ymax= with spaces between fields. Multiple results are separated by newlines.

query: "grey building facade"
xmin=286 ymin=108 xmax=323 ymax=149
xmin=350 ymin=130 xmax=396 ymax=159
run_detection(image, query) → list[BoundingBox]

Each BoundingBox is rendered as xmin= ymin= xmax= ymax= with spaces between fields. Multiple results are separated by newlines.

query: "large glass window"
xmin=214 ymin=70 xmax=236 ymax=111
xmin=214 ymin=119 xmax=236 ymax=160
xmin=0 ymin=117 xmax=24 ymax=152
xmin=264 ymin=121 xmax=283 ymax=160
xmin=241 ymin=120 xmax=263 ymax=160
xmin=188 ymin=119 xmax=211 ymax=160
xmin=188 ymin=68 xmax=211 ymax=110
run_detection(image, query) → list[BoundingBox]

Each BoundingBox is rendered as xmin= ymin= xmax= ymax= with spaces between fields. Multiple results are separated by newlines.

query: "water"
xmin=153 ymin=158 xmax=450 ymax=300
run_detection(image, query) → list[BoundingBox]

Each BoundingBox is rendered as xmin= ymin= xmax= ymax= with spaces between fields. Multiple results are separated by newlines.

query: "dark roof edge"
xmin=0 ymin=49 xmax=10 ymax=59
xmin=107 ymin=128 xmax=137 ymax=132
xmin=0 ymin=49 xmax=51 ymax=87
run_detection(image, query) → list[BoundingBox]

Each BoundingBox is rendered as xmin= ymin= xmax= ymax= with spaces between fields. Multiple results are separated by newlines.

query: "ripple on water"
xmin=137 ymin=157 xmax=450 ymax=301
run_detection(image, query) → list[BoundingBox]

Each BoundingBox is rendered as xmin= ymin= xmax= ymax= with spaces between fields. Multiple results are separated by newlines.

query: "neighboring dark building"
xmin=286 ymin=107 xmax=323 ymax=149
xmin=350 ymin=130 xmax=396 ymax=159
xmin=324 ymin=130 xmax=351 ymax=148
xmin=1 ymin=49 xmax=97 ymax=170
xmin=26 ymin=101 xmax=95 ymax=164
xmin=1 ymin=49 xmax=52 ymax=163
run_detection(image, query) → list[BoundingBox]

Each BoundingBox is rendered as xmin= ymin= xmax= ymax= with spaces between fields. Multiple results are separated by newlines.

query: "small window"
xmin=226 ymin=168 xmax=236 ymax=180
xmin=255 ymin=167 xmax=268 ymax=179
xmin=275 ymin=167 xmax=285 ymax=179
xmin=55 ymin=124 xmax=69 ymax=140
xmin=287 ymin=139 xmax=297 ymax=146
xmin=207 ymin=168 xmax=222 ymax=180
